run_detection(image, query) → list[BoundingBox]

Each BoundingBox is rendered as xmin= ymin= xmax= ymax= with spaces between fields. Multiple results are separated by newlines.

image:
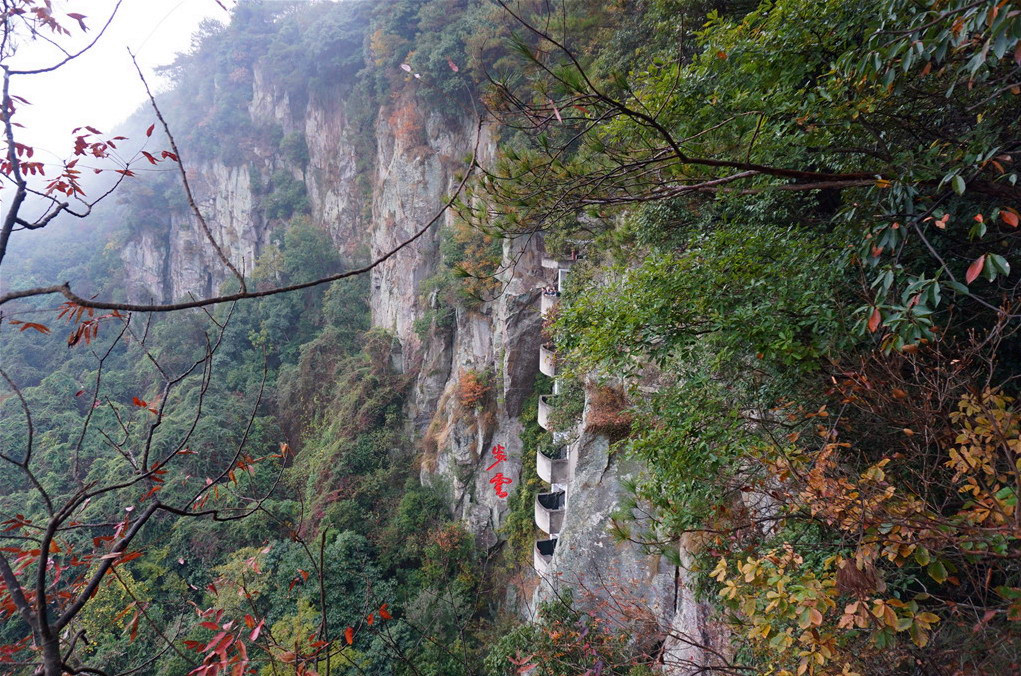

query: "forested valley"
xmin=1 ymin=1 xmax=1020 ymax=675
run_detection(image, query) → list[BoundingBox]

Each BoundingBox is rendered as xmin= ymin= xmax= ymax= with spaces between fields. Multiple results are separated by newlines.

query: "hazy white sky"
xmin=8 ymin=0 xmax=235 ymax=165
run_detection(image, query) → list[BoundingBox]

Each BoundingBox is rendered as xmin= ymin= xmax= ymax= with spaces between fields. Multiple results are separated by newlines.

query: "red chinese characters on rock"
xmin=486 ymin=444 xmax=508 ymax=471
xmin=486 ymin=444 xmax=512 ymax=498
xmin=489 ymin=473 xmax=513 ymax=498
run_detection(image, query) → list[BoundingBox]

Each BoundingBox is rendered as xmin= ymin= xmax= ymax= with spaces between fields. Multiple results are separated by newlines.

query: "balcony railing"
xmin=537 ymin=394 xmax=555 ymax=430
xmin=557 ymin=268 xmax=569 ymax=293
xmin=536 ymin=446 xmax=569 ymax=484
xmin=539 ymin=344 xmax=556 ymax=377
xmin=534 ymin=491 xmax=566 ymax=535
xmin=534 ymin=537 xmax=557 ymax=576
xmin=541 ymin=256 xmax=580 ymax=270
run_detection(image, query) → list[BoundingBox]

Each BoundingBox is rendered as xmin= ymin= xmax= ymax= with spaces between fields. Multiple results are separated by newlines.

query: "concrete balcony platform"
xmin=541 ymin=256 xmax=580 ymax=270
xmin=536 ymin=446 xmax=568 ymax=484
xmin=540 ymin=290 xmax=560 ymax=318
xmin=539 ymin=344 xmax=556 ymax=377
xmin=534 ymin=491 xmax=566 ymax=535
xmin=534 ymin=537 xmax=557 ymax=576
xmin=538 ymin=394 xmax=555 ymax=430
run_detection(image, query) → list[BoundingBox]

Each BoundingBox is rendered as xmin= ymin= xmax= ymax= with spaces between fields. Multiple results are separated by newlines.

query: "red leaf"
xmin=379 ymin=603 xmax=392 ymax=620
xmin=127 ymin=611 xmax=139 ymax=641
xmin=250 ymin=619 xmax=264 ymax=641
xmin=141 ymin=151 xmax=158 ymax=165
xmin=549 ymin=99 xmax=562 ymax=122
xmin=867 ymin=307 xmax=882 ymax=333
xmin=344 ymin=627 xmax=354 ymax=645
xmin=66 ymin=12 xmax=87 ymax=31
xmin=200 ymin=621 xmax=221 ymax=631
xmin=17 ymin=322 xmax=50 ymax=334
xmin=366 ymin=613 xmax=375 ymax=626
xmin=447 ymin=58 xmax=459 ymax=72
xmin=146 ymin=123 xmax=155 ymax=138
xmin=1001 ymin=210 xmax=1019 ymax=228
xmin=132 ymin=397 xmax=147 ymax=407
xmin=966 ymin=254 xmax=986 ymax=284
xmin=113 ymin=551 xmax=143 ymax=565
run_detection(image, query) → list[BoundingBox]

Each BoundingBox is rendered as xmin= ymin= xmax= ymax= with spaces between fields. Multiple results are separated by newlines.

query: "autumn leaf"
xmin=344 ymin=627 xmax=354 ymax=645
xmin=146 ymin=123 xmax=155 ymax=137
xmin=867 ymin=307 xmax=882 ymax=333
xmin=965 ymin=255 xmax=986 ymax=284
xmin=9 ymin=320 xmax=50 ymax=334
xmin=447 ymin=58 xmax=459 ymax=72
xmin=66 ymin=13 xmax=87 ymax=31
xmin=1001 ymin=210 xmax=1019 ymax=228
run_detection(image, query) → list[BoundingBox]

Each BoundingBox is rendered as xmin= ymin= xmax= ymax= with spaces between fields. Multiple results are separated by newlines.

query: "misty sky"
xmin=9 ymin=0 xmax=235 ymax=166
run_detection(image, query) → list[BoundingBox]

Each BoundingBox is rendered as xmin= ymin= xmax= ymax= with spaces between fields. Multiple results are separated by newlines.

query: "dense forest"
xmin=1 ymin=0 xmax=1020 ymax=675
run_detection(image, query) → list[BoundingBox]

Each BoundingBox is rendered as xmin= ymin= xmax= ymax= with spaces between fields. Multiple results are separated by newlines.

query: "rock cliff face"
xmin=119 ymin=67 xmax=703 ymax=669
xmin=122 ymin=160 xmax=265 ymax=302
xmin=532 ymin=422 xmax=676 ymax=615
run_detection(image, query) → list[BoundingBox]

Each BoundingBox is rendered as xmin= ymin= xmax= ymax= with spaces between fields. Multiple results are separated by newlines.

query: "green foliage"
xmin=419 ymin=218 xmax=504 ymax=315
xmin=485 ymin=590 xmax=656 ymax=675
xmin=279 ymin=131 xmax=310 ymax=168
xmin=546 ymin=377 xmax=584 ymax=434
xmin=556 ymin=220 xmax=849 ymax=379
xmin=263 ymin=170 xmax=310 ymax=221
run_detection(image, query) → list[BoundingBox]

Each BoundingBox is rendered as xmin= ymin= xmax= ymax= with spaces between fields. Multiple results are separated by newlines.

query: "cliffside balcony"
xmin=534 ymin=537 xmax=557 ymax=576
xmin=539 ymin=344 xmax=556 ymax=377
xmin=541 ymin=255 xmax=580 ymax=270
xmin=540 ymin=288 xmax=560 ymax=318
xmin=536 ymin=446 xmax=569 ymax=484
xmin=557 ymin=268 xmax=570 ymax=294
xmin=537 ymin=394 xmax=555 ymax=430
xmin=534 ymin=490 xmax=566 ymax=535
